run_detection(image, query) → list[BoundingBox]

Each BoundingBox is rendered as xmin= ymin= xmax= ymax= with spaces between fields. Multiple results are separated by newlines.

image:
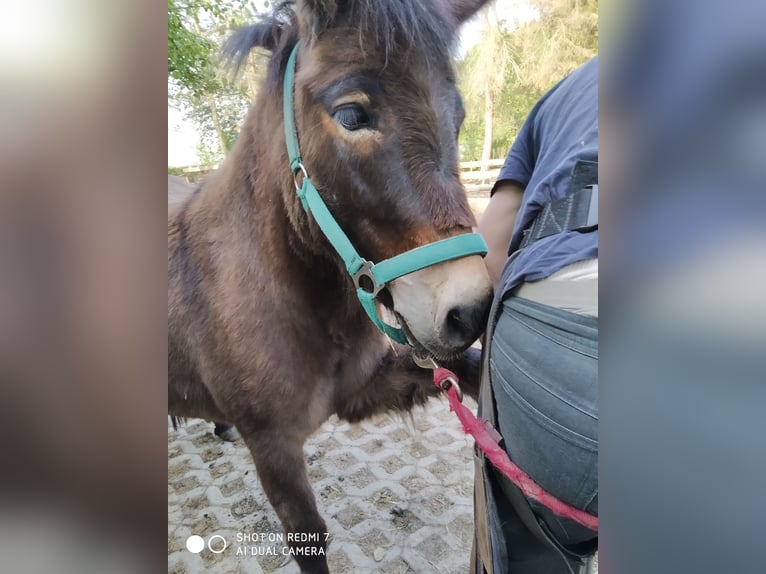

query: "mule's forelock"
xmin=221 ymin=0 xmax=494 ymax=86
xmin=296 ymin=0 xmax=338 ymax=38
xmin=221 ymin=0 xmax=492 ymax=79
xmin=297 ymin=0 xmax=458 ymax=58
xmin=297 ymin=0 xmax=492 ymax=39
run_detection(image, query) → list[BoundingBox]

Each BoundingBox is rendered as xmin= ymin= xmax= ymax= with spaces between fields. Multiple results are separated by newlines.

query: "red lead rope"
xmin=433 ymin=367 xmax=599 ymax=531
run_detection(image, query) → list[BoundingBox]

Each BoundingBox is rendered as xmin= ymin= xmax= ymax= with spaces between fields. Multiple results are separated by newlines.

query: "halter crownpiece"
xmin=283 ymin=42 xmax=488 ymax=344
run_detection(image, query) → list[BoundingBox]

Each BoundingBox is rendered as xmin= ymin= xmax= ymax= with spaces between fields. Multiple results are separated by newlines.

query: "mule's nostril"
xmin=443 ymin=302 xmax=489 ymax=350
xmin=447 ymin=307 xmax=471 ymax=334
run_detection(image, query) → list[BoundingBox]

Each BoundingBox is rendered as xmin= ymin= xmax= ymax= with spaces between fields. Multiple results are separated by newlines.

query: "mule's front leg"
xmin=239 ymin=428 xmax=329 ymax=574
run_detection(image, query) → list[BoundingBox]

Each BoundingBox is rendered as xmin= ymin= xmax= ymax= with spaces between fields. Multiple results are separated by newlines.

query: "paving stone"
xmin=380 ymin=455 xmax=407 ymax=475
xmin=210 ymin=462 xmax=234 ymax=480
xmin=333 ymin=503 xmax=367 ymax=530
xmin=220 ymin=479 xmax=246 ymax=498
xmin=172 ymin=476 xmax=202 ymax=495
xmin=230 ymin=496 xmax=260 ymax=518
xmin=168 ymin=401 xmax=478 ymax=573
xmin=347 ymin=466 xmax=376 ymax=489
xmin=390 ymin=507 xmax=424 ymax=535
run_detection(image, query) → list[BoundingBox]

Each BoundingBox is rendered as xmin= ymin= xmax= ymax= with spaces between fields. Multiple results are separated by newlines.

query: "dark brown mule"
xmin=169 ymin=1 xmax=492 ymax=572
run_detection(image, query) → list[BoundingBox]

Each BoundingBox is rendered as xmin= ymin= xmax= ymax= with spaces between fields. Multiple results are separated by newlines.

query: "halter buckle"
xmin=292 ymin=162 xmax=308 ymax=191
xmin=351 ymin=260 xmax=383 ymax=296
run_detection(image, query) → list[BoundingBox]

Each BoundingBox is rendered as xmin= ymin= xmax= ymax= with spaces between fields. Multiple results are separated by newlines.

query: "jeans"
xmin=484 ymin=295 xmax=598 ymax=572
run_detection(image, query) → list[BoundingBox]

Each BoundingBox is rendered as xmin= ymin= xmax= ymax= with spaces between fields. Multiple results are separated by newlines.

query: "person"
xmin=473 ymin=56 xmax=598 ymax=574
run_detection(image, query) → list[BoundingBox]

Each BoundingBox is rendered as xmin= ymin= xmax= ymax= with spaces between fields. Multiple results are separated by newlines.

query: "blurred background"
xmin=0 ymin=0 xmax=764 ymax=573
xmin=1 ymin=0 xmax=167 ymax=572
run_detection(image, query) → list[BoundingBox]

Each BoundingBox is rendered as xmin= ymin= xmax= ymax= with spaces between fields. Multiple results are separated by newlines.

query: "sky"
xmin=456 ymin=0 xmax=538 ymax=56
xmin=168 ymin=107 xmax=200 ymax=168
xmin=167 ymin=0 xmax=538 ymax=167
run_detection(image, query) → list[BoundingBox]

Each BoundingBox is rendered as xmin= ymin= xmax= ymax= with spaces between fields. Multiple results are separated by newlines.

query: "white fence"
xmin=458 ymin=158 xmax=504 ymax=193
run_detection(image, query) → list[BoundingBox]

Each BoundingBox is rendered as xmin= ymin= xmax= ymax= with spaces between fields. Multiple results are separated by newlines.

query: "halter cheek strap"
xmin=283 ymin=42 xmax=487 ymax=344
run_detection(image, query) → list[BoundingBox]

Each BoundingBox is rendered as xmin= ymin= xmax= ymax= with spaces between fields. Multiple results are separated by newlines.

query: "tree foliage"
xmin=168 ymin=0 xmax=266 ymax=163
xmin=457 ymin=0 xmax=598 ymax=161
xmin=512 ymin=0 xmax=599 ymax=91
xmin=168 ymin=1 xmax=218 ymax=98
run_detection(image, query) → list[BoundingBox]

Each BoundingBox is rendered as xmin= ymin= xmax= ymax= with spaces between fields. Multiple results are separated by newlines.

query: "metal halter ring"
xmin=351 ymin=260 xmax=384 ymax=295
xmin=439 ymin=375 xmax=464 ymax=403
xmin=293 ymin=163 xmax=308 ymax=191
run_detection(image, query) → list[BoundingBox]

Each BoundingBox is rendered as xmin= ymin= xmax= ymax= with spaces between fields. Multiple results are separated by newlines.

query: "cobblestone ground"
xmin=168 ymin=399 xmax=479 ymax=574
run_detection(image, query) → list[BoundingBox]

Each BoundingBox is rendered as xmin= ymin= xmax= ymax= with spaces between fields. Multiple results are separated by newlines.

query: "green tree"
xmin=457 ymin=0 xmax=598 ymax=162
xmin=168 ymin=0 xmax=265 ymax=164
xmin=513 ymin=0 xmax=598 ymax=91
xmin=461 ymin=6 xmax=514 ymax=167
xmin=168 ymin=0 xmax=218 ymax=98
xmin=458 ymin=10 xmax=532 ymax=163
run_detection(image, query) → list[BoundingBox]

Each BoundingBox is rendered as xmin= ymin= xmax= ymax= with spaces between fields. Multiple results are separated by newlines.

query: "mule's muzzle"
xmin=388 ymin=254 xmax=493 ymax=357
xmin=441 ymin=296 xmax=492 ymax=351
xmin=398 ymin=288 xmax=492 ymax=358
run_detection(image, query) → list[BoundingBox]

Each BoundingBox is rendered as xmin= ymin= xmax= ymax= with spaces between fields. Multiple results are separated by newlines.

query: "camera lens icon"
xmin=186 ymin=534 xmax=227 ymax=554
xmin=208 ymin=535 xmax=228 ymax=553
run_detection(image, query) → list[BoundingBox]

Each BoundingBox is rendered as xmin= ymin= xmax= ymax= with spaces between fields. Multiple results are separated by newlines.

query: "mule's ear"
xmin=295 ymin=0 xmax=339 ymax=39
xmin=447 ymin=0 xmax=493 ymax=25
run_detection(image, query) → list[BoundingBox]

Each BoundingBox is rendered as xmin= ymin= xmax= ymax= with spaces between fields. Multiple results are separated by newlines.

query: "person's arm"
xmin=478 ymin=181 xmax=525 ymax=289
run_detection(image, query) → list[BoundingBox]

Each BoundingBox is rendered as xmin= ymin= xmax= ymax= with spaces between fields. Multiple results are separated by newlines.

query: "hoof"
xmin=214 ymin=423 xmax=240 ymax=442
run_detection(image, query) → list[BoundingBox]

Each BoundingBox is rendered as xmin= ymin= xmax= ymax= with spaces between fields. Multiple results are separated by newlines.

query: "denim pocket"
xmin=489 ymin=296 xmax=598 ymax=513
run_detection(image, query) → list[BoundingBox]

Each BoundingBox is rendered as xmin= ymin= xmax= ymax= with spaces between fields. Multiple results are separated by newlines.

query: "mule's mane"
xmin=222 ymin=0 xmax=456 ymax=89
xmin=221 ymin=1 xmax=296 ymax=86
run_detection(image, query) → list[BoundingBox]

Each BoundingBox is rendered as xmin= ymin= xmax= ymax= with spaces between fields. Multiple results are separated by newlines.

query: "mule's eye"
xmin=332 ymin=104 xmax=371 ymax=131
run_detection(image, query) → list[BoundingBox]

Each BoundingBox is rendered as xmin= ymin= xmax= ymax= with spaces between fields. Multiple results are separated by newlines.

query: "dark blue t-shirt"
xmin=495 ymin=57 xmax=598 ymax=296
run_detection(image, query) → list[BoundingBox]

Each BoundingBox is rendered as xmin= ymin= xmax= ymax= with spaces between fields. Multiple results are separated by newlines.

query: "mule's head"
xmin=234 ymin=0 xmax=493 ymax=358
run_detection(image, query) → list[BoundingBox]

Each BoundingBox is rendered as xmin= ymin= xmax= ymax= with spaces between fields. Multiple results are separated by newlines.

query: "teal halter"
xmin=283 ymin=42 xmax=487 ymax=344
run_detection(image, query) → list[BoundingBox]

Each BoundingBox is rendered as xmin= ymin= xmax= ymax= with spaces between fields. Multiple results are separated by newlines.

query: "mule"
xmin=168 ymin=1 xmax=492 ymax=571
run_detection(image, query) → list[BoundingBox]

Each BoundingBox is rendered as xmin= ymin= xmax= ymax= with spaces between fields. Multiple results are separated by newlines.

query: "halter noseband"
xmin=283 ymin=42 xmax=488 ymax=344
